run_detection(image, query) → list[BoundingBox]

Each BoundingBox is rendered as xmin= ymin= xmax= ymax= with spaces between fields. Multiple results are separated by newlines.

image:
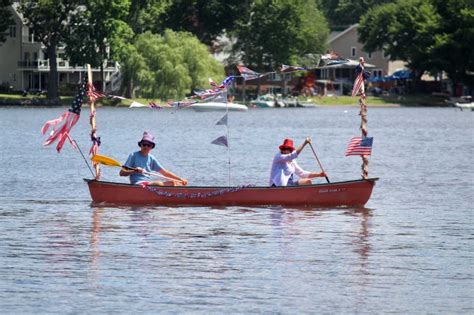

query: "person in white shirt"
xmin=269 ymin=137 xmax=326 ymax=186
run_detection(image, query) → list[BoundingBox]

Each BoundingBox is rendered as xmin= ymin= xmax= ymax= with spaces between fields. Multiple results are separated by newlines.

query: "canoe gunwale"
xmin=83 ymin=177 xmax=379 ymax=190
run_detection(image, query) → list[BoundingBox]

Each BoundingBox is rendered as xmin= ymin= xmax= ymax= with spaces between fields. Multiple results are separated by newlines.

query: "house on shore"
xmin=232 ymin=23 xmax=405 ymax=98
xmin=0 ymin=2 xmax=120 ymax=94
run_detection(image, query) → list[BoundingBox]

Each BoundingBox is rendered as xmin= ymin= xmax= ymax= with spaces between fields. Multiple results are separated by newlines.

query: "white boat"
xmin=455 ymin=102 xmax=474 ymax=111
xmin=189 ymin=102 xmax=248 ymax=112
xmin=250 ymin=94 xmax=276 ymax=108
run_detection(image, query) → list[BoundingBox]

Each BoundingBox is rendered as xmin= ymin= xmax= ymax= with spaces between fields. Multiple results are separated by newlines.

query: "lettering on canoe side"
xmin=318 ymin=188 xmax=347 ymax=194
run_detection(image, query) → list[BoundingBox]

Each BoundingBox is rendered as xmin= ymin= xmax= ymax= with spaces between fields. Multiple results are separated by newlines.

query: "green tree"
xmin=359 ymin=0 xmax=474 ymax=93
xmin=358 ymin=0 xmax=440 ymax=83
xmin=126 ymin=0 xmax=169 ymax=35
xmin=317 ymin=0 xmax=391 ymax=30
xmin=65 ymin=0 xmax=131 ymax=92
xmin=157 ymin=0 xmax=248 ymax=45
xmin=0 ymin=0 xmax=13 ymax=43
xmin=231 ymin=0 xmax=329 ymax=70
xmin=20 ymin=0 xmax=82 ymax=100
xmin=128 ymin=30 xmax=224 ymax=100
xmin=430 ymin=0 xmax=474 ymax=92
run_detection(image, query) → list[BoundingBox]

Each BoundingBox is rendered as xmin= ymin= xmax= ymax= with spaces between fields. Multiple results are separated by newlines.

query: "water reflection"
xmin=90 ymin=207 xmax=103 ymax=267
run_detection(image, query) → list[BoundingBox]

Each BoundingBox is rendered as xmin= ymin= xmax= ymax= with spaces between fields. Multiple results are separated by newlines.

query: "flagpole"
xmin=87 ymin=64 xmax=101 ymax=179
xmin=358 ymin=59 xmax=369 ymax=179
xmin=225 ymin=93 xmax=231 ymax=186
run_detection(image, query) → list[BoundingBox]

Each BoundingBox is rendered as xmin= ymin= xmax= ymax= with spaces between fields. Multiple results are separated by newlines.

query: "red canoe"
xmin=85 ymin=178 xmax=378 ymax=207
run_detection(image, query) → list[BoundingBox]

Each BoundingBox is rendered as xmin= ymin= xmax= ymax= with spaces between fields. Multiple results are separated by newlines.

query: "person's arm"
xmin=119 ymin=167 xmax=143 ymax=177
xmin=307 ymin=171 xmax=327 ymax=178
xmin=295 ymin=137 xmax=311 ymax=156
xmin=119 ymin=153 xmax=144 ymax=177
xmin=159 ymin=169 xmax=188 ymax=185
xmin=294 ymin=160 xmax=310 ymax=178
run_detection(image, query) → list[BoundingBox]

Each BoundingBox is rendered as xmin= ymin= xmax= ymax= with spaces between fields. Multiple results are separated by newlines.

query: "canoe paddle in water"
xmin=308 ymin=142 xmax=330 ymax=183
xmin=90 ymin=154 xmax=178 ymax=182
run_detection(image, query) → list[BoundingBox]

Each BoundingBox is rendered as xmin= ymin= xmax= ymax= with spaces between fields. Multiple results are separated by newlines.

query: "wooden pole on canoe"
xmin=358 ymin=60 xmax=369 ymax=179
xmin=87 ymin=64 xmax=101 ymax=179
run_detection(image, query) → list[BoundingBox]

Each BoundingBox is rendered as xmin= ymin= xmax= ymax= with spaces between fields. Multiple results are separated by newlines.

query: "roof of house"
xmin=328 ymin=24 xmax=358 ymax=43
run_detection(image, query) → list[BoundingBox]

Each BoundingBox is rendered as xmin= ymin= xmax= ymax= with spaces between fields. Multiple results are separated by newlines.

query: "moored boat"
xmin=250 ymin=94 xmax=277 ymax=108
xmin=85 ymin=178 xmax=378 ymax=207
xmin=189 ymin=102 xmax=248 ymax=112
xmin=455 ymin=102 xmax=474 ymax=111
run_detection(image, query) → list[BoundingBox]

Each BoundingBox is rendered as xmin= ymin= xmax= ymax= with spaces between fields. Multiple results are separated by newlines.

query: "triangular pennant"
xmin=211 ymin=135 xmax=228 ymax=147
xmin=216 ymin=114 xmax=228 ymax=126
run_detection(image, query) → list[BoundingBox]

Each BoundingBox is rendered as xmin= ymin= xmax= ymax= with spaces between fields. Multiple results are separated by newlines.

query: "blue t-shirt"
xmin=124 ymin=151 xmax=164 ymax=184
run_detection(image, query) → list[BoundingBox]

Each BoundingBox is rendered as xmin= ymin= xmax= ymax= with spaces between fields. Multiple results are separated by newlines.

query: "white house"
xmin=0 ymin=2 xmax=121 ymax=93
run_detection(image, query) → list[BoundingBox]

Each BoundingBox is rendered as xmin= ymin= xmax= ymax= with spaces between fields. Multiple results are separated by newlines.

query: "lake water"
xmin=0 ymin=105 xmax=472 ymax=313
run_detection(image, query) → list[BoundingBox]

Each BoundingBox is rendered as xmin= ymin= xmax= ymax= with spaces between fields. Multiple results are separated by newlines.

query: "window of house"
xmin=368 ymin=52 xmax=372 ymax=59
xmin=33 ymin=52 xmax=38 ymax=60
xmin=351 ymin=47 xmax=356 ymax=57
xmin=9 ymin=25 xmax=16 ymax=38
xmin=24 ymin=52 xmax=30 ymax=60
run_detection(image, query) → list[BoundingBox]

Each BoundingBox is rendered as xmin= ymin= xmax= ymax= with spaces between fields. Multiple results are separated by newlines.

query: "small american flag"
xmin=351 ymin=72 xmax=365 ymax=97
xmin=280 ymin=64 xmax=306 ymax=72
xmin=87 ymin=83 xmax=105 ymax=102
xmin=236 ymin=65 xmax=266 ymax=81
xmin=345 ymin=136 xmax=373 ymax=156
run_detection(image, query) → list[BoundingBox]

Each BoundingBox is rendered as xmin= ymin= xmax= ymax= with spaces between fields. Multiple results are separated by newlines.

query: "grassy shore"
xmin=307 ymin=94 xmax=447 ymax=106
xmin=0 ymin=93 xmax=449 ymax=107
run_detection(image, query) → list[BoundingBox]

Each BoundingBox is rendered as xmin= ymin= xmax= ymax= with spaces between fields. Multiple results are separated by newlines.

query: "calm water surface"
xmin=0 ymin=106 xmax=472 ymax=313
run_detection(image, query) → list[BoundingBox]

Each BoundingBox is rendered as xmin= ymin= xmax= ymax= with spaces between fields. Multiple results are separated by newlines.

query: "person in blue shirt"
xmin=119 ymin=131 xmax=188 ymax=186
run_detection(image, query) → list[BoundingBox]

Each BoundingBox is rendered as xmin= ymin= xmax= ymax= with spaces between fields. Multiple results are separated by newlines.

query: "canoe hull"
xmin=86 ymin=178 xmax=378 ymax=207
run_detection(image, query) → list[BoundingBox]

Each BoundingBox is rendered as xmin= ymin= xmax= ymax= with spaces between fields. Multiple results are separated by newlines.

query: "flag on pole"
xmin=280 ymin=64 xmax=306 ymax=72
xmin=236 ymin=65 xmax=267 ymax=81
xmin=211 ymin=135 xmax=228 ymax=147
xmin=209 ymin=76 xmax=235 ymax=89
xmin=351 ymin=58 xmax=371 ymax=97
xmin=345 ymin=136 xmax=373 ymax=156
xmin=351 ymin=72 xmax=365 ymax=97
xmin=216 ymin=113 xmax=228 ymax=126
xmin=41 ymin=77 xmax=87 ymax=152
xmin=87 ymin=83 xmax=105 ymax=103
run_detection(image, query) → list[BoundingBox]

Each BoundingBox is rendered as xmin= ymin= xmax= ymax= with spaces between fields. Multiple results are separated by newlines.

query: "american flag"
xmin=41 ymin=77 xmax=87 ymax=152
xmin=236 ymin=65 xmax=267 ymax=81
xmin=209 ymin=76 xmax=235 ymax=89
xmin=351 ymin=72 xmax=365 ymax=97
xmin=191 ymin=88 xmax=225 ymax=101
xmin=87 ymin=83 xmax=105 ymax=103
xmin=167 ymin=100 xmax=197 ymax=108
xmin=345 ymin=136 xmax=373 ymax=156
xmin=280 ymin=64 xmax=306 ymax=72
xmin=149 ymin=102 xmax=165 ymax=109
xmin=352 ymin=64 xmax=371 ymax=97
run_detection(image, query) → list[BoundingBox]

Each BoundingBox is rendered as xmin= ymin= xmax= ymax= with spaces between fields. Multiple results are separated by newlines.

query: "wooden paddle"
xmin=91 ymin=154 xmax=178 ymax=182
xmin=308 ymin=142 xmax=330 ymax=183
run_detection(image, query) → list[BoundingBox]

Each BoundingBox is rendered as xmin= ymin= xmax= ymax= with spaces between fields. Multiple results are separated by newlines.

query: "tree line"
xmin=0 ymin=0 xmax=472 ymax=100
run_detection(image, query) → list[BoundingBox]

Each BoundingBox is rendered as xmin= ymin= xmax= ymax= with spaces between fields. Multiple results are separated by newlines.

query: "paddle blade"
xmin=91 ymin=154 xmax=122 ymax=167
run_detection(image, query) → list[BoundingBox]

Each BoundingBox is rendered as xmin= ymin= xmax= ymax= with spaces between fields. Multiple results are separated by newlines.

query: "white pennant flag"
xmin=211 ymin=135 xmax=228 ymax=147
xmin=216 ymin=113 xmax=228 ymax=126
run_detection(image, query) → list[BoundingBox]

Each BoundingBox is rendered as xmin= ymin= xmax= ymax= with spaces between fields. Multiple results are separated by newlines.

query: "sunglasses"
xmin=140 ymin=142 xmax=153 ymax=148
